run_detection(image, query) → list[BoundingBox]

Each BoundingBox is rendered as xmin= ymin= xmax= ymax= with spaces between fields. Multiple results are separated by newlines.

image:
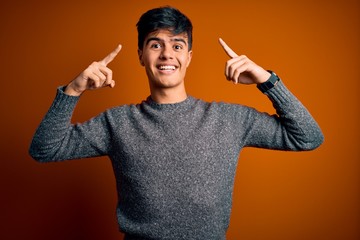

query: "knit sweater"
xmin=29 ymin=81 xmax=323 ymax=240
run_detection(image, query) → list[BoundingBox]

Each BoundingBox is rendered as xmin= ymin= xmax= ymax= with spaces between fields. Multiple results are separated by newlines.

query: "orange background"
xmin=1 ymin=0 xmax=359 ymax=239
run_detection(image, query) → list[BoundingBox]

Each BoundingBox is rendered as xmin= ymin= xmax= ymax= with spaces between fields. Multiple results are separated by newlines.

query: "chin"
xmin=152 ymin=78 xmax=183 ymax=89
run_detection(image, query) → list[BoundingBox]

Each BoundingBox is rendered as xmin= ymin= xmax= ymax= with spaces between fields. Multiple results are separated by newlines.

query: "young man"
xmin=29 ymin=6 xmax=324 ymax=240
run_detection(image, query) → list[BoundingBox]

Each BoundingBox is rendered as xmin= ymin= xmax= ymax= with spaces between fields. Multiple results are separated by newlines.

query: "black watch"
xmin=257 ymin=70 xmax=281 ymax=93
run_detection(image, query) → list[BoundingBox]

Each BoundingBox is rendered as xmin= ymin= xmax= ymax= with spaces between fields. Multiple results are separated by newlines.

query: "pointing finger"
xmin=219 ymin=38 xmax=238 ymax=58
xmin=100 ymin=44 xmax=122 ymax=66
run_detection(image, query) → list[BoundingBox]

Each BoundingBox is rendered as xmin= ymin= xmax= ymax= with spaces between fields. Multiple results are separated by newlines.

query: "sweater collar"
xmin=145 ymin=95 xmax=195 ymax=110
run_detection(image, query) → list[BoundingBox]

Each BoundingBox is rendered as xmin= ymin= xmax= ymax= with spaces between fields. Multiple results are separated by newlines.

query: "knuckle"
xmin=93 ymin=75 xmax=100 ymax=81
xmin=90 ymin=61 xmax=98 ymax=67
xmin=83 ymin=69 xmax=92 ymax=77
xmin=106 ymin=68 xmax=113 ymax=75
xmin=229 ymin=65 xmax=235 ymax=73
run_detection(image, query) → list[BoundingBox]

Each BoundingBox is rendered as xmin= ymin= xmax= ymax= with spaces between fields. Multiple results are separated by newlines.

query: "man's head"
xmin=136 ymin=6 xmax=193 ymax=51
xmin=136 ymin=7 xmax=193 ymax=95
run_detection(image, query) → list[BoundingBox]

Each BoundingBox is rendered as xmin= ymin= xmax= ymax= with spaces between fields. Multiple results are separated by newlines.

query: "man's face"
xmin=138 ymin=29 xmax=193 ymax=90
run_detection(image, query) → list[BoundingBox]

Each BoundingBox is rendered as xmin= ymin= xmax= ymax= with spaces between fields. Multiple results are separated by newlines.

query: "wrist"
xmin=257 ymin=70 xmax=281 ymax=93
xmin=256 ymin=70 xmax=272 ymax=84
xmin=64 ymin=82 xmax=84 ymax=96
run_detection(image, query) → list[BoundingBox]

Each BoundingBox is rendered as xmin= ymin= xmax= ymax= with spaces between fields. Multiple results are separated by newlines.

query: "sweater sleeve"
xmin=29 ymin=87 xmax=113 ymax=162
xmin=241 ymin=81 xmax=324 ymax=151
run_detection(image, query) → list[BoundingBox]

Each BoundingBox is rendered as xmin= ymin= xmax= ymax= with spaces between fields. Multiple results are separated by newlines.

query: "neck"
xmin=149 ymin=84 xmax=188 ymax=104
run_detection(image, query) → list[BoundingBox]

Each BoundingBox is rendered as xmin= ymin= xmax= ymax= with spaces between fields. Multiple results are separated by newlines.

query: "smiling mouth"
xmin=157 ymin=65 xmax=177 ymax=71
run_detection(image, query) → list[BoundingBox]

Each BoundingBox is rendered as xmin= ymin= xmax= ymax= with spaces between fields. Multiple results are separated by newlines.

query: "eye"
xmin=173 ymin=44 xmax=183 ymax=51
xmin=150 ymin=43 xmax=162 ymax=49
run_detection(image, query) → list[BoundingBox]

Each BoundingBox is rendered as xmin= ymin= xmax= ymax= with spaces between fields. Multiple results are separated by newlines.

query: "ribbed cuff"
xmin=48 ymin=86 xmax=80 ymax=115
xmin=263 ymin=81 xmax=299 ymax=108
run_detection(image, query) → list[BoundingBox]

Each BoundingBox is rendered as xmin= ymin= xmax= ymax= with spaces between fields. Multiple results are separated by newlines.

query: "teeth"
xmin=159 ymin=65 xmax=176 ymax=70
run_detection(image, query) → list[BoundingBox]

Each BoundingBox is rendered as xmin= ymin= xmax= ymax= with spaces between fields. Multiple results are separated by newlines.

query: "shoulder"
xmin=190 ymin=97 xmax=257 ymax=121
xmin=197 ymin=98 xmax=250 ymax=113
xmin=104 ymin=102 xmax=143 ymax=116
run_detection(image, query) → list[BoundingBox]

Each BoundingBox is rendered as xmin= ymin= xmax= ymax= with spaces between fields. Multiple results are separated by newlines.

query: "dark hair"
xmin=136 ymin=6 xmax=193 ymax=50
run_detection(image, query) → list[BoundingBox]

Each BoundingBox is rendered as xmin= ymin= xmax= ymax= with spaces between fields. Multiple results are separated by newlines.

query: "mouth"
xmin=157 ymin=65 xmax=177 ymax=72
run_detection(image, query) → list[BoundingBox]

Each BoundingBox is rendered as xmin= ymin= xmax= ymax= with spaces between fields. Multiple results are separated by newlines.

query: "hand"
xmin=219 ymin=38 xmax=270 ymax=85
xmin=65 ymin=44 xmax=122 ymax=96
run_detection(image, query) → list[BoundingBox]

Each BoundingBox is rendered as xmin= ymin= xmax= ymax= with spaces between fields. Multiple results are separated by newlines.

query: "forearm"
xmin=29 ymin=88 xmax=110 ymax=162
xmin=29 ymin=87 xmax=79 ymax=162
xmin=269 ymin=81 xmax=323 ymax=148
xmin=246 ymin=81 xmax=324 ymax=151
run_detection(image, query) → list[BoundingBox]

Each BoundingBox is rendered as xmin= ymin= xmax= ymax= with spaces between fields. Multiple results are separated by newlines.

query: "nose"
xmin=159 ymin=45 xmax=173 ymax=60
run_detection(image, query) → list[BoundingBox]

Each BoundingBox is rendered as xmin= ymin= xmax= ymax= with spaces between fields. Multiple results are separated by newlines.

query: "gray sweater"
xmin=29 ymin=81 xmax=323 ymax=240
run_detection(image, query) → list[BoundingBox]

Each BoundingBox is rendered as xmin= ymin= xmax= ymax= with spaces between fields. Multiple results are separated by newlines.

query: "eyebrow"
xmin=145 ymin=37 xmax=187 ymax=46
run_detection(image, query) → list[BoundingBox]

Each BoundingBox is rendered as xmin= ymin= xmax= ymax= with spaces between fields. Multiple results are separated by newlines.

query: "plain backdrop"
xmin=0 ymin=0 xmax=359 ymax=239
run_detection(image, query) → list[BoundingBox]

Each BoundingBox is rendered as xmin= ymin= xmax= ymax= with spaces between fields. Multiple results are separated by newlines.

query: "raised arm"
xmin=219 ymin=38 xmax=324 ymax=151
xmin=29 ymin=45 xmax=122 ymax=162
xmin=65 ymin=44 xmax=122 ymax=96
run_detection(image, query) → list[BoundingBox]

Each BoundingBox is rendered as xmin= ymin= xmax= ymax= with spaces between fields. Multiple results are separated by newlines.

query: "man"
xmin=29 ymin=6 xmax=324 ymax=240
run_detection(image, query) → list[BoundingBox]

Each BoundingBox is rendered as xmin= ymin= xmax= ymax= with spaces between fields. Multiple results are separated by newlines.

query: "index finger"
xmin=100 ymin=44 xmax=122 ymax=66
xmin=219 ymin=38 xmax=238 ymax=58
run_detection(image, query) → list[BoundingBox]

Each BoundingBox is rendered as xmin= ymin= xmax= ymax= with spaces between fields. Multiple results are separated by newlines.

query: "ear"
xmin=138 ymin=49 xmax=145 ymax=66
xmin=186 ymin=50 xmax=193 ymax=67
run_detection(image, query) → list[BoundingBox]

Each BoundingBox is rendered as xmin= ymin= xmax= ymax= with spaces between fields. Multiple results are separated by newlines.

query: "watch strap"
xmin=257 ymin=70 xmax=280 ymax=93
